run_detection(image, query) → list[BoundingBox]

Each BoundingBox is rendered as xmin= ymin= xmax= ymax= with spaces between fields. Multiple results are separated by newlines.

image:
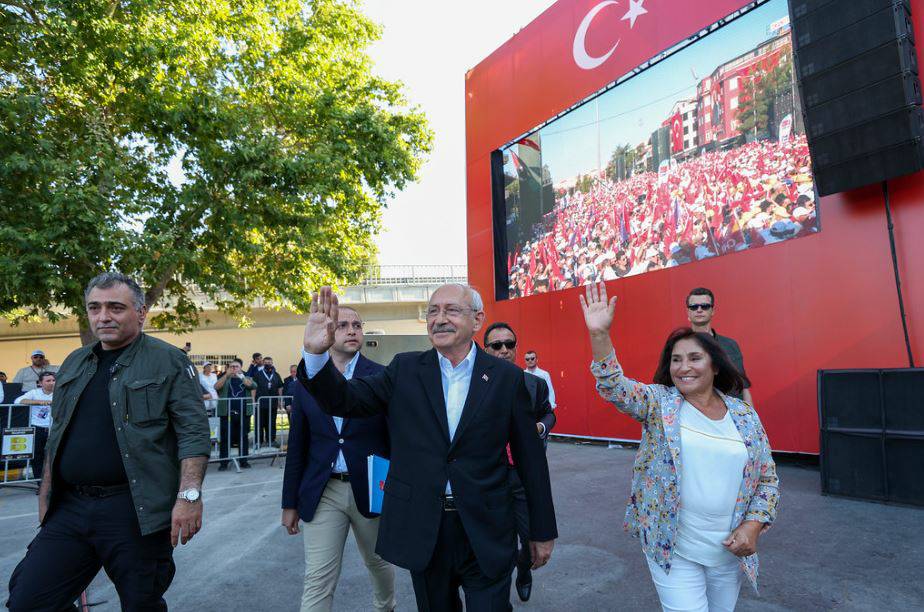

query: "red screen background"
xmin=464 ymin=0 xmax=924 ymax=452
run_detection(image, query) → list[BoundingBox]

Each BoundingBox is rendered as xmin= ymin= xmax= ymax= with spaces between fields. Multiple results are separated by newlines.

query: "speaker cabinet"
xmin=789 ymin=0 xmax=924 ymax=195
xmin=818 ymin=368 xmax=924 ymax=506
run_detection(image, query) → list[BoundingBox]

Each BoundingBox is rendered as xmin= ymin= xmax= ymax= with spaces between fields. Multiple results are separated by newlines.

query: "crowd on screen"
xmin=508 ymin=135 xmax=818 ymax=298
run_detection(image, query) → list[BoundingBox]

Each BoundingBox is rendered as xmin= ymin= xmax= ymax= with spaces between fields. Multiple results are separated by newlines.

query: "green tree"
xmin=736 ymin=60 xmax=792 ymax=139
xmin=0 ymin=0 xmax=432 ymax=344
xmin=606 ymin=144 xmax=636 ymax=182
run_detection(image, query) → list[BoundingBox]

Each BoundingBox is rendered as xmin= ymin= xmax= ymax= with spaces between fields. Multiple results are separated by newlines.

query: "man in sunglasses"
xmin=523 ymin=351 xmax=556 ymax=410
xmin=483 ymin=322 xmax=555 ymax=603
xmin=686 ymin=287 xmax=753 ymax=404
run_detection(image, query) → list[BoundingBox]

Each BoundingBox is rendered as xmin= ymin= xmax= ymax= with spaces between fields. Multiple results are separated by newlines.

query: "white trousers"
xmin=646 ymin=553 xmax=742 ymax=612
xmin=300 ymin=478 xmax=395 ymax=612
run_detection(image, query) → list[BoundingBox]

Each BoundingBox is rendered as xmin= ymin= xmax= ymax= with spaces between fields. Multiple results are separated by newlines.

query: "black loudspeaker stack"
xmin=789 ymin=0 xmax=924 ymax=195
xmin=818 ymin=368 xmax=924 ymax=506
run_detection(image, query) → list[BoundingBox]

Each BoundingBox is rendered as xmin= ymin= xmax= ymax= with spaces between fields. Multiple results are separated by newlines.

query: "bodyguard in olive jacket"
xmin=6 ymin=272 xmax=211 ymax=612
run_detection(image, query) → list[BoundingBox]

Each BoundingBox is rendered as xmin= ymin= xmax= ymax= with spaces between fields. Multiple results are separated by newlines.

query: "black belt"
xmin=66 ymin=483 xmax=131 ymax=498
xmin=441 ymin=494 xmax=457 ymax=511
xmin=330 ymin=472 xmax=350 ymax=482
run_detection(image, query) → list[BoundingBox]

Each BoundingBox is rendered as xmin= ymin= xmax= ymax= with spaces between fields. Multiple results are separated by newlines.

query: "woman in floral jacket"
xmin=580 ymin=283 xmax=779 ymax=611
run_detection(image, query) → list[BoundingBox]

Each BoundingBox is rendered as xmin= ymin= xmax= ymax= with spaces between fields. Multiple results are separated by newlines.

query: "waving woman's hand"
xmin=579 ymin=282 xmax=618 ymax=361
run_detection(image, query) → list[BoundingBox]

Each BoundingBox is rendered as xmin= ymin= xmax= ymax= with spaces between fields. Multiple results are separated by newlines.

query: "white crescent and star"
xmin=573 ymin=0 xmax=649 ymax=71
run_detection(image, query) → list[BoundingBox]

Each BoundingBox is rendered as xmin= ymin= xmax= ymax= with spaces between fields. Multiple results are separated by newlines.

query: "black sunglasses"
xmin=486 ymin=340 xmax=517 ymax=351
xmin=687 ymin=303 xmax=713 ymax=311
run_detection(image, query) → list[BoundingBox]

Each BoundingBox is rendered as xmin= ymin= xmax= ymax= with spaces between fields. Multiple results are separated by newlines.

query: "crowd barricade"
xmin=0 ymin=403 xmax=43 ymax=489
xmin=207 ymin=396 xmax=293 ymax=472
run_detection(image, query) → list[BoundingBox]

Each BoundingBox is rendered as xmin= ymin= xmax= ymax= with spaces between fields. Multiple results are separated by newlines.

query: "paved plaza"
xmin=1 ymin=441 xmax=921 ymax=611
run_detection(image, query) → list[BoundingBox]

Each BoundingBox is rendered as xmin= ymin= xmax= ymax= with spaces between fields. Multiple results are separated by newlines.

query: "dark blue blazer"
xmin=282 ymin=354 xmax=389 ymax=521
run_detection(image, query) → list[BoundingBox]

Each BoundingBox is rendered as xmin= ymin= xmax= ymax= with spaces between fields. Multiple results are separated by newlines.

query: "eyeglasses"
xmin=524 ymin=356 xmax=536 ymax=361
xmin=336 ymin=321 xmax=364 ymax=331
xmin=486 ymin=340 xmax=517 ymax=351
xmin=687 ymin=303 xmax=713 ymax=311
xmin=425 ymin=305 xmax=474 ymax=319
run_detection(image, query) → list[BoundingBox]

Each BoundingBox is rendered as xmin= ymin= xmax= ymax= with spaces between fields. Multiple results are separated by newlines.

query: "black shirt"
xmin=253 ymin=368 xmax=283 ymax=398
xmin=57 ymin=345 xmax=129 ymax=485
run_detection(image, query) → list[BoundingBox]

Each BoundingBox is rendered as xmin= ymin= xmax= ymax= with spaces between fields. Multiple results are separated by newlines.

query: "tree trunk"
xmin=78 ymin=314 xmax=95 ymax=346
xmin=144 ymin=265 xmax=176 ymax=310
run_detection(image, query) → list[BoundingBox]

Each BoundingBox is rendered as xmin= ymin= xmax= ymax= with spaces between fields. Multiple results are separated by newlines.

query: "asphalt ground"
xmin=1 ymin=441 xmax=922 ymax=611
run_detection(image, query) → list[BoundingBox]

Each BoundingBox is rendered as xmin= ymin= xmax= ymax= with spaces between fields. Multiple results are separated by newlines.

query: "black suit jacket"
xmin=282 ymin=355 xmax=389 ymax=522
xmin=524 ymin=372 xmax=556 ymax=439
xmin=299 ymin=345 xmax=557 ymax=578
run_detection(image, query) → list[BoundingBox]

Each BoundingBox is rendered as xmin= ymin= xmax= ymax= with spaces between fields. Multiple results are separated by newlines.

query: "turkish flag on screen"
xmin=669 ymin=113 xmax=684 ymax=153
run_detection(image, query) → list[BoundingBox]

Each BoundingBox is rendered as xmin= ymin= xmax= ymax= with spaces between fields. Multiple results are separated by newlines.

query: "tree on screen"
xmin=0 ymin=0 xmax=432 ymax=344
xmin=737 ymin=61 xmax=793 ymax=140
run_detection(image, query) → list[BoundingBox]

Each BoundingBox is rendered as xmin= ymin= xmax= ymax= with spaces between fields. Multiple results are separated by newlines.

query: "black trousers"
xmin=256 ymin=398 xmax=278 ymax=446
xmin=32 ymin=427 xmax=49 ymax=481
xmin=6 ymin=489 xmax=174 ymax=612
xmin=219 ymin=410 xmax=250 ymax=466
xmin=410 ymin=511 xmax=513 ymax=612
xmin=508 ymin=468 xmax=532 ymax=581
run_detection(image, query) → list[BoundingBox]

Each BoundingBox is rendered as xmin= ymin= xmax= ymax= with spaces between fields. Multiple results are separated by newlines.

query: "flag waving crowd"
xmin=508 ymin=135 xmax=818 ymax=299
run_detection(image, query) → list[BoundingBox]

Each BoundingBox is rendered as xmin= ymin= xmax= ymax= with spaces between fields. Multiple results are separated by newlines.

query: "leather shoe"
xmin=515 ymin=570 xmax=532 ymax=602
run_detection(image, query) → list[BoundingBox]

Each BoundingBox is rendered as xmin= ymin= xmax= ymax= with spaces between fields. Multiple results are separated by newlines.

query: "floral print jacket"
xmin=591 ymin=351 xmax=779 ymax=592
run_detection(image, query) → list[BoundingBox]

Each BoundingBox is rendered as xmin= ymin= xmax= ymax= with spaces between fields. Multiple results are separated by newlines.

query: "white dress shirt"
xmin=526 ymin=366 xmax=557 ymax=408
xmin=303 ymin=342 xmax=479 ymax=493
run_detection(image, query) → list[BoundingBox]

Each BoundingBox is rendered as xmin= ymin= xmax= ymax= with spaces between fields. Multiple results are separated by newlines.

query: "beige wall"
xmin=1 ymin=303 xmax=427 ymax=375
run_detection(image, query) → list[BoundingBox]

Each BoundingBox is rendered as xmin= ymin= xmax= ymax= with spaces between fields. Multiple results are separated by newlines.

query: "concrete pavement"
xmin=1 ymin=441 xmax=922 ymax=610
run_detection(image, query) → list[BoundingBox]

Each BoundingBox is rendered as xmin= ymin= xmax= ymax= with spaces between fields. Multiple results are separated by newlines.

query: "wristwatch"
xmin=177 ymin=488 xmax=201 ymax=503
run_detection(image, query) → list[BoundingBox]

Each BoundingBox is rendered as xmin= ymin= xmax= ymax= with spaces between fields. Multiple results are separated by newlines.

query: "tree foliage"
xmin=736 ymin=61 xmax=792 ymax=139
xmin=0 ymin=0 xmax=432 ymax=342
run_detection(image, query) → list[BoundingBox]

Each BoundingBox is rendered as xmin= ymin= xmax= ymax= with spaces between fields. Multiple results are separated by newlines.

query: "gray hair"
xmin=434 ymin=283 xmax=484 ymax=312
xmin=84 ymin=272 xmax=146 ymax=311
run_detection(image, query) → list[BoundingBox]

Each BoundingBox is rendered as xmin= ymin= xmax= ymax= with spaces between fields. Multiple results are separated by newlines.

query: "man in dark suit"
xmin=282 ymin=307 xmax=394 ymax=612
xmin=483 ymin=322 xmax=555 ymax=603
xmin=299 ymin=284 xmax=557 ymax=611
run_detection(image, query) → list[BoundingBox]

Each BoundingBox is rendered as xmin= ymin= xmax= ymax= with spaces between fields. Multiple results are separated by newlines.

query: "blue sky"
xmin=535 ymin=0 xmax=789 ymax=181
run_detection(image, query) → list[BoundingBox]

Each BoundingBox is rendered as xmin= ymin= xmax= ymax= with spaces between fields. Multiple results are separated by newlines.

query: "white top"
xmin=331 ymin=352 xmax=361 ymax=474
xmin=525 ymin=366 xmax=557 ymax=408
xmin=15 ymin=388 xmax=54 ymax=428
xmin=198 ymin=372 xmax=218 ymax=400
xmin=437 ymin=342 xmax=477 ymax=494
xmin=674 ymin=400 xmax=748 ymax=567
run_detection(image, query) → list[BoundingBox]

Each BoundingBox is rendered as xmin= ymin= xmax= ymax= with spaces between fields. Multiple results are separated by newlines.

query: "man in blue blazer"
xmin=281 ymin=306 xmax=394 ymax=612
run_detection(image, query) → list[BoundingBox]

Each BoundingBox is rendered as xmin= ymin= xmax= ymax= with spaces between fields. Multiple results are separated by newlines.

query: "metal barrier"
xmin=207 ymin=396 xmax=292 ymax=472
xmin=1 ymin=403 xmax=43 ymax=489
xmin=1 ymin=397 xmax=296 ymax=486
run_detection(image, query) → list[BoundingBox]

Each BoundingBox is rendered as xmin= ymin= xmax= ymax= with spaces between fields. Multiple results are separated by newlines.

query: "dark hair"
xmin=84 ymin=272 xmax=146 ymax=311
xmin=231 ymin=358 xmax=244 ymax=366
xmin=263 ymin=356 xmax=273 ymax=361
xmin=38 ymin=371 xmax=56 ymax=382
xmin=524 ymin=350 xmax=537 ymax=357
xmin=686 ymin=287 xmax=715 ymax=307
xmin=652 ymin=328 xmax=749 ymax=396
xmin=252 ymin=352 xmax=261 ymax=359
xmin=483 ymin=321 xmax=516 ymax=345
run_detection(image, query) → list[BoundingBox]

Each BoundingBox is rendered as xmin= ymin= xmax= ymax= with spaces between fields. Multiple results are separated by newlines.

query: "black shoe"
xmin=240 ymin=461 xmax=252 ymax=469
xmin=217 ymin=464 xmax=228 ymax=471
xmin=515 ymin=569 xmax=532 ymax=602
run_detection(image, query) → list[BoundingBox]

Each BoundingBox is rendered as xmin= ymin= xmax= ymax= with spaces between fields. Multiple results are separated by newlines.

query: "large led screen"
xmin=498 ymin=0 xmax=818 ymax=300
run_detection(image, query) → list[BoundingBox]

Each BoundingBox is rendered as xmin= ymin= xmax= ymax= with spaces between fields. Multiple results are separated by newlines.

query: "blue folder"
xmin=367 ymin=454 xmax=390 ymax=514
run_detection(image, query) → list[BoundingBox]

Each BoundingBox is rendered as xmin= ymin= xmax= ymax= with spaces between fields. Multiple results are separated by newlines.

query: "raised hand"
xmin=303 ymin=286 xmax=339 ymax=354
xmin=579 ymin=282 xmax=617 ymax=336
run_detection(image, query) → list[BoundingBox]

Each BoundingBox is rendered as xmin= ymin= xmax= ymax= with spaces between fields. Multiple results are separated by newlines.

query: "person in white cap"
xmin=12 ymin=350 xmax=59 ymax=389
